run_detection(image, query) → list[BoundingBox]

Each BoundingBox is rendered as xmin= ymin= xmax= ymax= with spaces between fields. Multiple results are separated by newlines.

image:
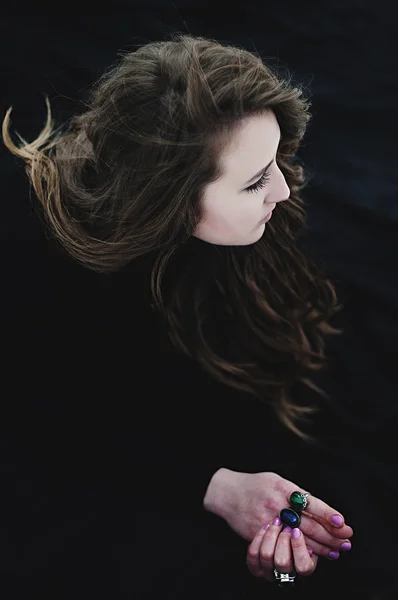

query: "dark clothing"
xmin=1 ymin=5 xmax=396 ymax=597
xmin=0 ymin=172 xmax=393 ymax=599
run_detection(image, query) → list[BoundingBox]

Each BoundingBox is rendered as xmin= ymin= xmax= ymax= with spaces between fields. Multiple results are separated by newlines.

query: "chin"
xmin=224 ymin=226 xmax=265 ymax=247
xmin=230 ymin=236 xmax=263 ymax=247
xmin=193 ymin=225 xmax=265 ymax=246
xmin=245 ymin=224 xmax=266 ymax=245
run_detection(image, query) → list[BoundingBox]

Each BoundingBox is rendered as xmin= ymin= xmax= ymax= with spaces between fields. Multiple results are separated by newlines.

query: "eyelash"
xmin=246 ymin=171 xmax=271 ymax=194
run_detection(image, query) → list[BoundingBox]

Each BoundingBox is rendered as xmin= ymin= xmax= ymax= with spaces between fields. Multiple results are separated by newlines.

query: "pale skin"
xmin=193 ymin=110 xmax=290 ymax=246
xmin=204 ymin=469 xmax=353 ymax=580
xmin=247 ymin=521 xmax=319 ymax=582
xmin=195 ymin=112 xmax=354 ymax=579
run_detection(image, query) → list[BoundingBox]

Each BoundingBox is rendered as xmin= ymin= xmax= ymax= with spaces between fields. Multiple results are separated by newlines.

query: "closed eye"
xmin=245 ymin=170 xmax=271 ymax=194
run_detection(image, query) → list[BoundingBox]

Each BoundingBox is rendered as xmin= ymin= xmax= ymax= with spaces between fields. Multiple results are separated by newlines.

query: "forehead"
xmin=219 ymin=111 xmax=280 ymax=176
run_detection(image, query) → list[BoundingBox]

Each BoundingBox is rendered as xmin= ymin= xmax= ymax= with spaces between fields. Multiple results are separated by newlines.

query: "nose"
xmin=276 ymin=169 xmax=290 ymax=203
xmin=267 ymin=165 xmax=290 ymax=204
xmin=280 ymin=177 xmax=290 ymax=202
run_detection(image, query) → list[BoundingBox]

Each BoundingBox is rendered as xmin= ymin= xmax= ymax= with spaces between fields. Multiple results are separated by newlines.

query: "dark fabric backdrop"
xmin=1 ymin=3 xmax=396 ymax=598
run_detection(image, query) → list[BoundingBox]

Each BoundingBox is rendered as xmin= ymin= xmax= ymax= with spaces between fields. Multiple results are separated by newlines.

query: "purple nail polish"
xmin=340 ymin=541 xmax=351 ymax=551
xmin=331 ymin=515 xmax=343 ymax=527
xmin=283 ymin=526 xmax=292 ymax=532
xmin=272 ymin=517 xmax=281 ymax=526
xmin=328 ymin=551 xmax=340 ymax=560
xmin=263 ymin=523 xmax=270 ymax=531
xmin=291 ymin=528 xmax=301 ymax=539
xmin=307 ymin=547 xmax=313 ymax=556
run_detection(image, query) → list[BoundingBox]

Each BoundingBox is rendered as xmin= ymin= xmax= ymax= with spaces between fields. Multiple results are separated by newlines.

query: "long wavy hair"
xmin=2 ymin=33 xmax=342 ymax=439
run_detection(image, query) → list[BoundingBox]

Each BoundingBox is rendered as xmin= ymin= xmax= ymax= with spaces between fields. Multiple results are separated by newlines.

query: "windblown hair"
xmin=2 ymin=33 xmax=342 ymax=439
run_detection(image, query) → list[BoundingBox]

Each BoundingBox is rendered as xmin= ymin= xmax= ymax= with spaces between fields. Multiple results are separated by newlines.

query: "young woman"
xmin=3 ymin=33 xmax=353 ymax=598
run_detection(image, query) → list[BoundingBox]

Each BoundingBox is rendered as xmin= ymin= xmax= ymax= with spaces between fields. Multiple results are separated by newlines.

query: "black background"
xmin=1 ymin=3 xmax=397 ymax=599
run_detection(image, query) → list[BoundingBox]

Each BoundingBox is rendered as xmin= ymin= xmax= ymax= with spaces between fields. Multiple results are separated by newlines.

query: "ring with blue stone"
xmin=289 ymin=491 xmax=310 ymax=513
xmin=280 ymin=507 xmax=301 ymax=528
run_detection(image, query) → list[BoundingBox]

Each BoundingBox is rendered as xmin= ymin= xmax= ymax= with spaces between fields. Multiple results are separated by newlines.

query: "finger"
xmin=301 ymin=534 xmax=349 ymax=560
xmin=259 ymin=517 xmax=283 ymax=579
xmin=290 ymin=528 xmax=316 ymax=576
xmin=298 ymin=492 xmax=346 ymax=529
xmin=308 ymin=551 xmax=319 ymax=569
xmin=308 ymin=512 xmax=354 ymax=539
xmin=274 ymin=527 xmax=294 ymax=575
xmin=299 ymin=513 xmax=352 ymax=553
xmin=246 ymin=524 xmax=268 ymax=577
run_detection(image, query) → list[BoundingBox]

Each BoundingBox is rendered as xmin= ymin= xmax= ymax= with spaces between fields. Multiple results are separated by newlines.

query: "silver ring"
xmin=301 ymin=492 xmax=310 ymax=510
xmin=274 ymin=568 xmax=296 ymax=586
xmin=289 ymin=490 xmax=311 ymax=512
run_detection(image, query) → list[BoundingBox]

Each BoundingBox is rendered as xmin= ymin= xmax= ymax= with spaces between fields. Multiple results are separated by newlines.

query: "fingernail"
xmin=283 ymin=526 xmax=292 ymax=532
xmin=291 ymin=528 xmax=301 ymax=539
xmin=307 ymin=547 xmax=313 ymax=556
xmin=272 ymin=517 xmax=281 ymax=526
xmin=331 ymin=515 xmax=343 ymax=527
xmin=328 ymin=550 xmax=340 ymax=560
xmin=340 ymin=541 xmax=351 ymax=551
xmin=263 ymin=523 xmax=270 ymax=531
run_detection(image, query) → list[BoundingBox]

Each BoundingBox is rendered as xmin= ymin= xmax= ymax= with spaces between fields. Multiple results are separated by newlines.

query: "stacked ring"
xmin=273 ymin=568 xmax=296 ymax=587
xmin=279 ymin=491 xmax=310 ymax=528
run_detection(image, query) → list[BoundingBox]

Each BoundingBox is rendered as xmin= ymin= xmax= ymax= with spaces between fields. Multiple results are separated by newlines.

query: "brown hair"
xmin=2 ymin=33 xmax=342 ymax=439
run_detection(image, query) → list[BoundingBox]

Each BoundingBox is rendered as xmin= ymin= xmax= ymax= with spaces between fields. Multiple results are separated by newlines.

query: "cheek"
xmin=199 ymin=191 xmax=262 ymax=233
xmin=200 ymin=196 xmax=235 ymax=226
xmin=238 ymin=196 xmax=264 ymax=218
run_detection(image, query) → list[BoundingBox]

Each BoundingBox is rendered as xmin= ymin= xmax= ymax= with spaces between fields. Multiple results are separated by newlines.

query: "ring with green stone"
xmin=289 ymin=491 xmax=310 ymax=513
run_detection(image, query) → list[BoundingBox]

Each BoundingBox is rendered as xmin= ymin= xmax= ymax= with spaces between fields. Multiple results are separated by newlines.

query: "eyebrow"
xmin=244 ymin=159 xmax=274 ymax=187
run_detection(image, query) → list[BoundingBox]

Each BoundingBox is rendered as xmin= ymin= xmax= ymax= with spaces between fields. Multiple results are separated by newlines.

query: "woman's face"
xmin=193 ymin=111 xmax=290 ymax=246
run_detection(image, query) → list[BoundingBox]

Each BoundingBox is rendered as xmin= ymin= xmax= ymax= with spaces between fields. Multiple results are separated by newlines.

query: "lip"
xmin=260 ymin=210 xmax=273 ymax=223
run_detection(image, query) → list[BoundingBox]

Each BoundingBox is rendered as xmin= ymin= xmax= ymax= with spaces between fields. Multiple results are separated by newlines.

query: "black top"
xmin=0 ymin=174 xmax=393 ymax=598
